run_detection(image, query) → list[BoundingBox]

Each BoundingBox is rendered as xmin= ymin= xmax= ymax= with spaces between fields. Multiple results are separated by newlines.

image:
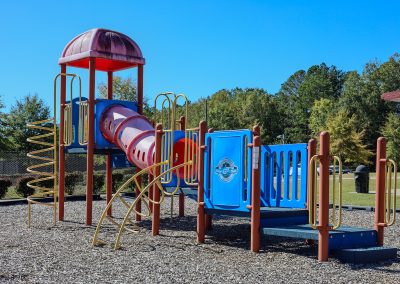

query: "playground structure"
xmin=26 ymin=28 xmax=398 ymax=263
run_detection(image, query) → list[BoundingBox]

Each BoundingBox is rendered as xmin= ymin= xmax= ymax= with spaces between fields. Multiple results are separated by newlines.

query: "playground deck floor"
xmin=0 ymin=198 xmax=399 ymax=283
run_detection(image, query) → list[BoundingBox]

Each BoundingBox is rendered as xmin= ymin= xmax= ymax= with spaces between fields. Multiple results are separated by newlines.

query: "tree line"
xmin=1 ymin=53 xmax=400 ymax=168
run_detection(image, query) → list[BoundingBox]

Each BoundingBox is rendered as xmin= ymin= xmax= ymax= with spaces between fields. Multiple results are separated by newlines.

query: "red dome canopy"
xmin=59 ymin=28 xmax=145 ymax=72
xmin=382 ymin=90 xmax=400 ymax=102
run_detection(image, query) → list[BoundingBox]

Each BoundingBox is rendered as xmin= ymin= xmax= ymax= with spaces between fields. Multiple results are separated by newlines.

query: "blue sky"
xmin=1 ymin=0 xmax=400 ymax=113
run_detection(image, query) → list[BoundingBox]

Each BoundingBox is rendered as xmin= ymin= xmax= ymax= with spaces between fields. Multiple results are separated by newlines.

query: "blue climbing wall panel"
xmin=261 ymin=143 xmax=308 ymax=208
xmin=204 ymin=130 xmax=252 ymax=212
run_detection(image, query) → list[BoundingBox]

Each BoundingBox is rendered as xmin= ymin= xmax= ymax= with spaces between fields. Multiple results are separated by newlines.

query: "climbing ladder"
xmin=26 ymin=73 xmax=81 ymax=226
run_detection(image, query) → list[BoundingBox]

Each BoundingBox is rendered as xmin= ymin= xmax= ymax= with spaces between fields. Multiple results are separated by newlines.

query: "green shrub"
xmin=112 ymin=172 xmax=125 ymax=193
xmin=93 ymin=174 xmax=105 ymax=195
xmin=37 ymin=178 xmax=55 ymax=190
xmin=65 ymin=172 xmax=80 ymax=195
xmin=123 ymin=174 xmax=136 ymax=192
xmin=0 ymin=179 xmax=12 ymax=199
xmin=16 ymin=176 xmax=36 ymax=197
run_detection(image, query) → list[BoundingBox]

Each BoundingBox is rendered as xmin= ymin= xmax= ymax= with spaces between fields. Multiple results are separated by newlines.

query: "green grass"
xmin=2 ymin=173 xmax=400 ymax=208
xmin=4 ymin=186 xmax=20 ymax=199
xmin=338 ymin=173 xmax=400 ymax=207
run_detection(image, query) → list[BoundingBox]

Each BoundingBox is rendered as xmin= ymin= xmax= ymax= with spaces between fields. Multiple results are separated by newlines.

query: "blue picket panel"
xmin=204 ymin=130 xmax=252 ymax=212
xmin=261 ymin=143 xmax=308 ymax=208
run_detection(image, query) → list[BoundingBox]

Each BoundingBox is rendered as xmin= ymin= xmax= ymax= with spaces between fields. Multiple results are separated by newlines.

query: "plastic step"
xmin=333 ymin=246 xmax=397 ymax=264
xmin=261 ymin=225 xmax=378 ymax=250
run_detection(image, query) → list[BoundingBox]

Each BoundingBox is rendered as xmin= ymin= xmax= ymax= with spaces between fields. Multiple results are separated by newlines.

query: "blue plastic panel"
xmin=94 ymin=99 xmax=138 ymax=149
xmin=261 ymin=143 xmax=308 ymax=208
xmin=204 ymin=130 xmax=252 ymax=212
xmin=65 ymin=98 xmax=138 ymax=153
xmin=112 ymin=153 xmax=132 ymax=168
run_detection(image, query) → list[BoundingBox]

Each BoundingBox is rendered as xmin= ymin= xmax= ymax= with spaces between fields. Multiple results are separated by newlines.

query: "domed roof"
xmin=382 ymin=90 xmax=400 ymax=102
xmin=59 ymin=28 xmax=145 ymax=72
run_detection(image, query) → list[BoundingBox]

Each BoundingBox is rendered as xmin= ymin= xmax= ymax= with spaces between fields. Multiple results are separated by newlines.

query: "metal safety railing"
xmin=63 ymin=103 xmax=73 ymax=146
xmin=160 ymin=129 xmax=174 ymax=184
xmin=385 ymin=159 xmax=397 ymax=226
xmin=331 ymin=156 xmax=343 ymax=229
xmin=183 ymin=128 xmax=199 ymax=186
xmin=61 ymin=73 xmax=81 ymax=146
xmin=78 ymin=100 xmax=88 ymax=145
xmin=308 ymin=155 xmax=343 ymax=230
xmin=154 ymin=92 xmax=198 ymax=186
xmin=308 ymin=155 xmax=319 ymax=229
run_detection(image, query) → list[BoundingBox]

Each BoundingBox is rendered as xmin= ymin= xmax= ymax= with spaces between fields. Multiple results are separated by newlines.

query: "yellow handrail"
xmin=307 ymin=155 xmax=343 ymax=230
xmin=385 ymin=159 xmax=397 ymax=226
xmin=331 ymin=156 xmax=343 ymax=230
xmin=308 ymin=155 xmax=320 ymax=229
xmin=78 ymin=100 xmax=88 ymax=145
xmin=63 ymin=104 xmax=73 ymax=146
xmin=154 ymin=92 xmax=198 ymax=186
xmin=183 ymin=127 xmax=199 ymax=186
xmin=160 ymin=129 xmax=174 ymax=184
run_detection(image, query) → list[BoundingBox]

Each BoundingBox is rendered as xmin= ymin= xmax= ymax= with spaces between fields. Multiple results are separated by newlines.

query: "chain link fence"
xmin=0 ymin=152 xmax=109 ymax=180
xmin=0 ymin=152 xmax=135 ymax=199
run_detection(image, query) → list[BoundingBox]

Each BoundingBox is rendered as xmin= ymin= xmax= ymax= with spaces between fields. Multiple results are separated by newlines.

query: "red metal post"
xmin=86 ymin=58 xmax=96 ymax=226
xmin=318 ymin=131 xmax=330 ymax=261
xmin=137 ymin=65 xmax=144 ymax=114
xmin=306 ymin=139 xmax=317 ymax=246
xmin=135 ymin=65 xmax=144 ymax=221
xmin=197 ymin=121 xmax=207 ymax=243
xmin=251 ymin=126 xmax=261 ymax=252
xmin=307 ymin=139 xmax=317 ymax=210
xmin=178 ymin=116 xmax=186 ymax=217
xmin=205 ymin=128 xmax=214 ymax=230
xmin=375 ymin=137 xmax=386 ymax=246
xmin=106 ymin=71 xmax=113 ymax=216
xmin=152 ymin=123 xmax=163 ymax=236
xmin=58 ymin=64 xmax=66 ymax=221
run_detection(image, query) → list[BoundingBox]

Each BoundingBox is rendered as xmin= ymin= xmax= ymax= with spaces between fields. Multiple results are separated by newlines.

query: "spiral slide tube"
xmin=100 ymin=105 xmax=155 ymax=169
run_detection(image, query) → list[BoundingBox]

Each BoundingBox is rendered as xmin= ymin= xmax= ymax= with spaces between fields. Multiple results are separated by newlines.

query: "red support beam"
xmin=135 ymin=65 xmax=144 ymax=221
xmin=375 ymin=137 xmax=387 ymax=246
xmin=152 ymin=123 xmax=163 ymax=236
xmin=197 ymin=121 xmax=207 ymax=243
xmin=58 ymin=64 xmax=66 ymax=221
xmin=86 ymin=57 xmax=96 ymax=226
xmin=137 ymin=65 xmax=144 ymax=114
xmin=307 ymin=139 xmax=317 ymax=209
xmin=318 ymin=132 xmax=330 ymax=261
xmin=178 ymin=116 xmax=186 ymax=217
xmin=250 ymin=126 xmax=261 ymax=252
xmin=106 ymin=71 xmax=113 ymax=216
